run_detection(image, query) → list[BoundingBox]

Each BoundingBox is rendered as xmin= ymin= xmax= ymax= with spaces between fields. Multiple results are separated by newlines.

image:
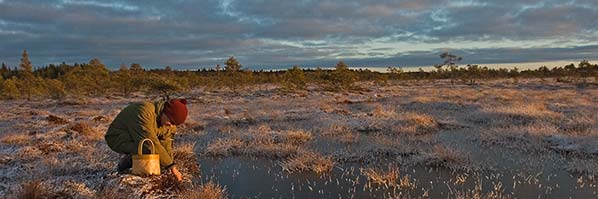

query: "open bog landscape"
xmin=1 ymin=78 xmax=598 ymax=198
xmin=3 ymin=0 xmax=598 ymax=198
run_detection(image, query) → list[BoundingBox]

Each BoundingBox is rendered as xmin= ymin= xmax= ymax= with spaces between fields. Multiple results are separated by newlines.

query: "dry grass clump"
xmin=372 ymin=104 xmax=397 ymax=118
xmin=36 ymin=141 xmax=65 ymax=154
xmin=204 ymin=138 xmax=244 ymax=157
xmin=566 ymin=158 xmax=598 ymax=175
xmin=244 ymin=143 xmax=302 ymax=158
xmin=91 ymin=115 xmax=110 ymax=123
xmin=174 ymin=142 xmax=201 ymax=175
xmin=321 ymin=124 xmax=359 ymax=144
xmin=361 ymin=166 xmax=400 ymax=188
xmin=151 ymin=175 xmax=185 ymax=194
xmin=321 ymin=124 xmax=351 ymax=137
xmin=280 ymin=152 xmax=335 ymax=174
xmin=14 ymin=180 xmax=88 ymax=199
xmin=206 ymin=125 xmax=312 ymax=158
xmin=416 ymin=144 xmax=473 ymax=171
xmin=15 ymin=146 xmax=43 ymax=161
xmin=479 ymin=122 xmax=559 ymax=152
xmin=283 ymin=129 xmax=312 ymax=145
xmin=479 ymin=102 xmax=563 ymax=127
xmin=217 ymin=124 xmax=237 ymax=134
xmin=452 ymin=179 xmax=508 ymax=199
xmin=432 ymin=144 xmax=469 ymax=165
xmin=66 ymin=122 xmax=102 ymax=140
xmin=394 ymin=112 xmax=438 ymax=135
xmin=560 ymin=112 xmax=597 ymax=135
xmin=179 ymin=181 xmax=228 ymax=199
xmin=16 ymin=180 xmax=50 ymax=199
xmin=318 ymin=102 xmax=335 ymax=113
xmin=47 ymin=114 xmax=69 ymax=124
xmin=95 ymin=186 xmax=129 ymax=199
xmin=1 ymin=133 xmax=30 ymax=145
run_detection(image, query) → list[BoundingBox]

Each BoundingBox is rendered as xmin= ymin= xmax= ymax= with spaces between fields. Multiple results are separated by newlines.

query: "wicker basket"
xmin=132 ymin=139 xmax=161 ymax=176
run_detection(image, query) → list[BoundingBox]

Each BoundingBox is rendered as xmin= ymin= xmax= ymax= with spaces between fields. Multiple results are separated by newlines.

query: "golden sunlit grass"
xmin=178 ymin=181 xmax=228 ymax=199
xmin=361 ymin=166 xmax=400 ymax=188
xmin=1 ymin=133 xmax=30 ymax=145
xmin=279 ymin=152 xmax=335 ymax=174
xmin=174 ymin=142 xmax=201 ymax=175
xmin=2 ymin=78 xmax=598 ymax=198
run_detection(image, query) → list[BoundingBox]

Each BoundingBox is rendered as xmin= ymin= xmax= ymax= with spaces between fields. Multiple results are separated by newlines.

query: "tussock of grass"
xmin=15 ymin=146 xmax=43 ymax=161
xmin=321 ymin=124 xmax=359 ymax=144
xmin=361 ymin=166 xmax=399 ymax=188
xmin=204 ymin=138 xmax=244 ymax=157
xmin=16 ymin=180 xmax=47 ymax=199
xmin=95 ymin=186 xmax=129 ymax=199
xmin=174 ymin=142 xmax=201 ymax=175
xmin=280 ymin=152 xmax=334 ymax=174
xmin=415 ymin=144 xmax=474 ymax=171
xmin=284 ymin=130 xmax=312 ymax=145
xmin=372 ymin=104 xmax=396 ymax=118
xmin=205 ymin=126 xmax=312 ymax=159
xmin=66 ymin=122 xmax=102 ymax=140
xmin=1 ymin=133 xmax=30 ymax=145
xmin=179 ymin=181 xmax=228 ymax=199
xmin=393 ymin=112 xmax=438 ymax=135
xmin=91 ymin=115 xmax=109 ymax=123
xmin=47 ymin=114 xmax=69 ymax=124
xmin=36 ymin=141 xmax=65 ymax=154
xmin=566 ymin=158 xmax=598 ymax=175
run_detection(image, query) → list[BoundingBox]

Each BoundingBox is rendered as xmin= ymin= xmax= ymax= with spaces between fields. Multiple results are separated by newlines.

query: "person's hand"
xmin=171 ymin=166 xmax=183 ymax=182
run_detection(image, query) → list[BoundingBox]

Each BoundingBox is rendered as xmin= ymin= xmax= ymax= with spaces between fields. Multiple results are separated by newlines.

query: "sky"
xmin=0 ymin=0 xmax=597 ymax=70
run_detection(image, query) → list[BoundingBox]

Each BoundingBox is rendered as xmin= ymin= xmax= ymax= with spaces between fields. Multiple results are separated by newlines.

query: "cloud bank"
xmin=0 ymin=0 xmax=597 ymax=69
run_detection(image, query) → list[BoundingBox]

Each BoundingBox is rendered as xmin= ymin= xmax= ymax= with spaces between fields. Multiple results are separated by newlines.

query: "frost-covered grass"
xmin=1 ymin=79 xmax=598 ymax=198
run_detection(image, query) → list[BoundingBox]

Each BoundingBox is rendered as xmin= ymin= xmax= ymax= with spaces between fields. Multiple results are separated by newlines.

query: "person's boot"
xmin=117 ymin=154 xmax=132 ymax=173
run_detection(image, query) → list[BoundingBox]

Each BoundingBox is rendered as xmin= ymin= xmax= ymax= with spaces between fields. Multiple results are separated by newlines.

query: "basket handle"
xmin=137 ymin=138 xmax=156 ymax=155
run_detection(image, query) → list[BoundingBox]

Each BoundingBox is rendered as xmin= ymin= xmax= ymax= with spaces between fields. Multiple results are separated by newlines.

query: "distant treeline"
xmin=1 ymin=50 xmax=598 ymax=100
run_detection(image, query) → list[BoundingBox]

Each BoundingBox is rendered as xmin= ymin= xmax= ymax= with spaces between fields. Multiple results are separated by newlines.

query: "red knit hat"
xmin=164 ymin=99 xmax=188 ymax=125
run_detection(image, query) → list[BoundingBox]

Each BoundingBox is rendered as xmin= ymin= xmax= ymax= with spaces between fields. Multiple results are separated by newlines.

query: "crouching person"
xmin=105 ymin=98 xmax=188 ymax=182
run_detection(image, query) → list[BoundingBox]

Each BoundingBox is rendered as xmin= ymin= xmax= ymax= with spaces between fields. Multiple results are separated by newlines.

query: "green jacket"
xmin=105 ymin=101 xmax=177 ymax=168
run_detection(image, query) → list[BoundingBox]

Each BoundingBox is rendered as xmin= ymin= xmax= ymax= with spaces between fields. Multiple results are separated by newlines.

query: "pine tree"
xmin=1 ymin=63 xmax=9 ymax=79
xmin=130 ymin=63 xmax=144 ymax=74
xmin=115 ymin=64 xmax=134 ymax=96
xmin=19 ymin=50 xmax=33 ymax=73
xmin=282 ymin=66 xmax=307 ymax=91
xmin=1 ymin=77 xmax=20 ymax=99
xmin=434 ymin=52 xmax=462 ymax=84
xmin=45 ymin=79 xmax=65 ymax=99
xmin=17 ymin=50 xmax=40 ymax=100
xmin=223 ymin=56 xmax=243 ymax=91
xmin=329 ymin=61 xmax=356 ymax=91
xmin=62 ymin=58 xmax=109 ymax=96
xmin=224 ymin=56 xmax=241 ymax=72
